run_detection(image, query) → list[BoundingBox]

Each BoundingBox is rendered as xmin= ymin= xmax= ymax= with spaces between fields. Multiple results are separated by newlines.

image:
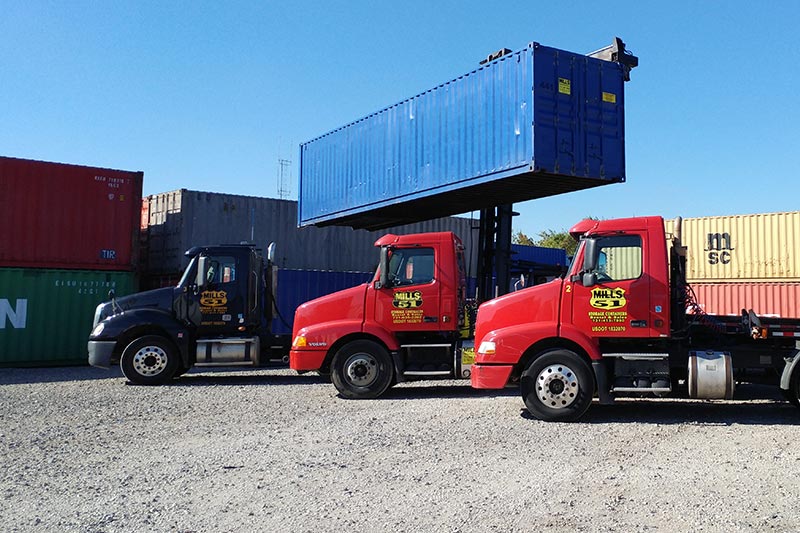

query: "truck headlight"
xmin=91 ymin=322 xmax=105 ymax=337
xmin=477 ymin=341 xmax=496 ymax=355
xmin=93 ymin=303 xmax=105 ymax=328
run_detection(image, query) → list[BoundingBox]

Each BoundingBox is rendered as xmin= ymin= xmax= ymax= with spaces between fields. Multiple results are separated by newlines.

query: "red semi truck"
xmin=472 ymin=215 xmax=800 ymax=420
xmin=290 ymin=231 xmax=476 ymax=397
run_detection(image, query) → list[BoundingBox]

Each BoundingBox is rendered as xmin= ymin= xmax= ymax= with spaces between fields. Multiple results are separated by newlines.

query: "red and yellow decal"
xmin=589 ymin=288 xmax=626 ymax=309
xmin=391 ymin=290 xmax=424 ymax=324
xmin=588 ymin=288 xmax=627 ymax=332
xmin=392 ymin=290 xmax=423 ymax=309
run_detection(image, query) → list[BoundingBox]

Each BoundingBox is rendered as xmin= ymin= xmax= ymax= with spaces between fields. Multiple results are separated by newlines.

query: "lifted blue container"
xmin=300 ymin=39 xmax=636 ymax=230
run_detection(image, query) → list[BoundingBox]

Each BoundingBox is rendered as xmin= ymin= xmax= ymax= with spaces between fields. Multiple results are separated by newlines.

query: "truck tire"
xmin=331 ymin=340 xmax=393 ymax=399
xmin=120 ymin=335 xmax=179 ymax=385
xmin=788 ymin=369 xmax=800 ymax=408
xmin=520 ymin=349 xmax=594 ymax=422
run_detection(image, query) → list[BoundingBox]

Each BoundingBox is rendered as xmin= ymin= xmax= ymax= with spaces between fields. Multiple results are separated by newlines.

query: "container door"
xmin=571 ymin=234 xmax=651 ymax=338
xmin=374 ymin=246 xmax=442 ymax=332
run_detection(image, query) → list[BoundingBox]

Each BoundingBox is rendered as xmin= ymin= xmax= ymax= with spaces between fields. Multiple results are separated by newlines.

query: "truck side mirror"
xmin=377 ymin=246 xmax=391 ymax=289
xmin=196 ymin=256 xmax=208 ymax=289
xmin=582 ymin=272 xmax=598 ymax=287
xmin=583 ymin=238 xmax=598 ymax=272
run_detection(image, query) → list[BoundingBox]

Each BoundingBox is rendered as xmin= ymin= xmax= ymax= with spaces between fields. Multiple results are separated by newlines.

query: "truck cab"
xmin=88 ymin=244 xmax=273 ymax=384
xmin=290 ymin=231 xmax=474 ymax=398
xmin=472 ymin=216 xmax=800 ymax=421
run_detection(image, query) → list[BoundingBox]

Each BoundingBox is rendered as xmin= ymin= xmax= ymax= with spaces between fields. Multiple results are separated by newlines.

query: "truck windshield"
xmin=178 ymin=256 xmax=198 ymax=288
xmin=569 ymin=240 xmax=585 ymax=277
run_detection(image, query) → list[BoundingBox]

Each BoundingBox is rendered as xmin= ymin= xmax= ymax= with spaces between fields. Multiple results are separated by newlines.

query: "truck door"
xmin=570 ymin=234 xmax=652 ymax=338
xmin=374 ymin=246 xmax=442 ymax=332
xmin=194 ymin=252 xmax=248 ymax=335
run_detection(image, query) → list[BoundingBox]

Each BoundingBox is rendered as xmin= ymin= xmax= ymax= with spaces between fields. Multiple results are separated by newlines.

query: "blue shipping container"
xmin=300 ymin=41 xmax=630 ymax=229
xmin=511 ymin=244 xmax=568 ymax=268
xmin=271 ymin=269 xmax=373 ymax=336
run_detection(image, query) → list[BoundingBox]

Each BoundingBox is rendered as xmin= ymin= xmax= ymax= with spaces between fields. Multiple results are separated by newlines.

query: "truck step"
xmin=403 ymin=370 xmax=452 ymax=377
xmin=195 ymin=361 xmax=255 ymax=367
xmin=400 ymin=344 xmax=453 ymax=349
xmin=603 ymin=352 xmax=669 ymax=360
xmin=612 ymin=387 xmax=671 ymax=393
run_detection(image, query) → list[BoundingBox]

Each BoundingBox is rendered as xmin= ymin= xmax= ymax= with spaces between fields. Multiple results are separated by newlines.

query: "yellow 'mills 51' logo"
xmin=590 ymin=288 xmax=626 ymax=309
xmin=393 ymin=290 xmax=423 ymax=308
xmin=200 ymin=291 xmax=228 ymax=307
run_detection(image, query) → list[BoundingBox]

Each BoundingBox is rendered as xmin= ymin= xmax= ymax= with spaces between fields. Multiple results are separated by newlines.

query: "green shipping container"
xmin=0 ymin=268 xmax=137 ymax=366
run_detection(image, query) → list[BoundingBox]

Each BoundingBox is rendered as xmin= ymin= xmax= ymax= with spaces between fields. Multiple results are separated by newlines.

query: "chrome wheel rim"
xmin=344 ymin=353 xmax=378 ymax=387
xmin=536 ymin=364 xmax=579 ymax=409
xmin=132 ymin=345 xmax=168 ymax=377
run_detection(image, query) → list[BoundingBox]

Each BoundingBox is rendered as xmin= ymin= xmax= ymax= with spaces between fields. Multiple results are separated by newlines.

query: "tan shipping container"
xmin=665 ymin=211 xmax=800 ymax=282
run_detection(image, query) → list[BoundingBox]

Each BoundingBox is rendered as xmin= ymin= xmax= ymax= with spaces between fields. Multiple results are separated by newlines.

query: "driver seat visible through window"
xmin=393 ymin=248 xmax=435 ymax=286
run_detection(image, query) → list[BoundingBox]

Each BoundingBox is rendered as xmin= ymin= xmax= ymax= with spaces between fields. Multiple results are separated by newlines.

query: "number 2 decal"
xmin=565 ymin=285 xmax=571 ymax=293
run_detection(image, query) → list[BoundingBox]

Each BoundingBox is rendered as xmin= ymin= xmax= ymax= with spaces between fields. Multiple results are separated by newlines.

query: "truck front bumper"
xmin=471 ymin=363 xmax=514 ymax=389
xmin=289 ymin=349 xmax=327 ymax=371
xmin=88 ymin=340 xmax=117 ymax=368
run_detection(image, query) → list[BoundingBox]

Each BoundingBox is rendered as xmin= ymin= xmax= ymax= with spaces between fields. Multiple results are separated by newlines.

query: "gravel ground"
xmin=1 ymin=366 xmax=799 ymax=533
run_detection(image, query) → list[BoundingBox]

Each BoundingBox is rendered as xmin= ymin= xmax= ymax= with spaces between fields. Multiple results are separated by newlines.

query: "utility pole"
xmin=277 ymin=157 xmax=291 ymax=199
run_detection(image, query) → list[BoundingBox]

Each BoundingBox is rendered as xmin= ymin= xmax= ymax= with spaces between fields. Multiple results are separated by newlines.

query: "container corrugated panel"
xmin=143 ymin=190 xmax=480 ymax=276
xmin=299 ymin=42 xmax=627 ymax=229
xmin=606 ymin=245 xmax=642 ymax=280
xmin=690 ymin=282 xmax=800 ymax=319
xmin=0 ymin=156 xmax=143 ymax=270
xmin=0 ymin=268 xmax=137 ymax=366
xmin=511 ymin=244 xmax=568 ymax=266
xmin=272 ymin=269 xmax=373 ymax=336
xmin=666 ymin=212 xmax=800 ymax=282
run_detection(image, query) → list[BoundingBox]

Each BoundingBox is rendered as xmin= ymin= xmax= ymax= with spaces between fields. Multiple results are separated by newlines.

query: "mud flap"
xmin=592 ymin=360 xmax=615 ymax=405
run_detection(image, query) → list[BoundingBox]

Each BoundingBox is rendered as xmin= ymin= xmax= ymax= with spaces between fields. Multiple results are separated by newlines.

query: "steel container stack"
xmin=0 ymin=157 xmax=142 ymax=366
xmin=666 ymin=212 xmax=800 ymax=318
xmin=141 ymin=189 xmax=481 ymax=285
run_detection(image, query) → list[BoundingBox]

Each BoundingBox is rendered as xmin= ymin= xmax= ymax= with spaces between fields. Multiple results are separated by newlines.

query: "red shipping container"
xmin=0 ymin=156 xmax=143 ymax=270
xmin=690 ymin=282 xmax=800 ymax=319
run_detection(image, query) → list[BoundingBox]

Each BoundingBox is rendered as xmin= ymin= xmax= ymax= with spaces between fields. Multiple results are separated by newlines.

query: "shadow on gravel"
xmin=172 ymin=372 xmax=328 ymax=387
xmin=368 ymin=383 xmax=518 ymax=400
xmin=0 ymin=366 xmax=123 ymax=385
xmin=518 ymin=384 xmax=800 ymax=425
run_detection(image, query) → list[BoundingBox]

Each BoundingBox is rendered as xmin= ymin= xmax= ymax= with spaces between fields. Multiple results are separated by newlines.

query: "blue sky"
xmin=3 ymin=1 xmax=798 ymax=238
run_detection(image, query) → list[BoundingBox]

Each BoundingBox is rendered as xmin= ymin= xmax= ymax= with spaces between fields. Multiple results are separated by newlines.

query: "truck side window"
xmin=389 ymin=248 xmax=435 ymax=286
xmin=596 ymin=236 xmax=642 ymax=281
xmin=204 ymin=256 xmax=237 ymax=286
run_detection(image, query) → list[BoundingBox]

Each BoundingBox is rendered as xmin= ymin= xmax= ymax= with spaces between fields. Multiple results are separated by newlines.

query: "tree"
xmin=514 ymin=217 xmax=598 ymax=257
xmin=535 ymin=229 xmax=578 ymax=257
xmin=512 ymin=231 xmax=535 ymax=246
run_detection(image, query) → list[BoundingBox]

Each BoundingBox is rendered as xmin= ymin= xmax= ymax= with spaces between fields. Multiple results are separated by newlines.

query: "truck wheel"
xmin=331 ymin=340 xmax=393 ymax=399
xmin=788 ymin=370 xmax=800 ymax=408
xmin=120 ymin=335 xmax=179 ymax=385
xmin=520 ymin=349 xmax=594 ymax=422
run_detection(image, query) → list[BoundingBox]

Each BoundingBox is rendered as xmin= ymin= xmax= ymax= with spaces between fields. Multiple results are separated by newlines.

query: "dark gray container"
xmin=142 ymin=189 xmax=480 ymax=275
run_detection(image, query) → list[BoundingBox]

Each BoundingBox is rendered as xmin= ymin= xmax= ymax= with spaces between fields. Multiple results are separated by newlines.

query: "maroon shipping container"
xmin=691 ymin=282 xmax=800 ymax=319
xmin=0 ymin=156 xmax=143 ymax=271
